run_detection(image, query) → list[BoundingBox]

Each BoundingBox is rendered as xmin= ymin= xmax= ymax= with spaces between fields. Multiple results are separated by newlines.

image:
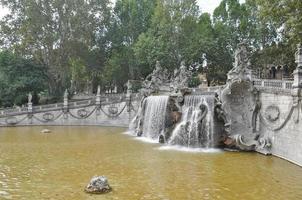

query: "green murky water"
xmin=0 ymin=126 xmax=301 ymax=200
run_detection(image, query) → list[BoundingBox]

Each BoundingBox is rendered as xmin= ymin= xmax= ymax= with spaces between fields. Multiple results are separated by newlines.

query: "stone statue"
xmin=230 ymin=42 xmax=250 ymax=74
xmin=295 ymin=43 xmax=302 ymax=69
xmin=97 ymin=85 xmax=101 ymax=96
xmin=64 ymin=89 xmax=68 ymax=99
xmin=126 ymin=80 xmax=132 ymax=93
xmin=197 ymin=103 xmax=208 ymax=145
xmin=28 ymin=93 xmax=32 ymax=103
xmin=171 ymin=61 xmax=192 ymax=92
xmin=142 ymin=61 xmax=168 ymax=94
xmin=202 ymin=53 xmax=207 ymax=68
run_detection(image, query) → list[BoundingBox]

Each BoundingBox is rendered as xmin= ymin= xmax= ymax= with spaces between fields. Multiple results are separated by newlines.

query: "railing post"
xmin=95 ymin=85 xmax=101 ymax=116
xmin=96 ymin=85 xmax=101 ymax=107
xmin=27 ymin=93 xmax=33 ymax=123
xmin=27 ymin=93 xmax=33 ymax=113
xmin=63 ymin=89 xmax=69 ymax=113
xmin=126 ymin=80 xmax=132 ymax=112
xmin=282 ymin=81 xmax=286 ymax=89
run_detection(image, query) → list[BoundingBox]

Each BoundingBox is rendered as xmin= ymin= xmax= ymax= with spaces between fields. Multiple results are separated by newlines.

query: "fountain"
xmin=141 ymin=96 xmax=169 ymax=140
xmin=169 ymin=95 xmax=213 ymax=148
xmin=131 ymin=43 xmax=271 ymax=154
xmin=131 ymin=61 xmax=223 ymax=147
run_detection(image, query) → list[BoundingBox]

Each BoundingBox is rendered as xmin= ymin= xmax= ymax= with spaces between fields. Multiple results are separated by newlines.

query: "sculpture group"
xmin=141 ymin=60 xmax=192 ymax=95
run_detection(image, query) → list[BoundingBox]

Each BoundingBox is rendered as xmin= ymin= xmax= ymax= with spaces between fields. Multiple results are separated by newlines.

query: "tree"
xmin=103 ymin=0 xmax=157 ymax=88
xmin=256 ymin=0 xmax=302 ymax=45
xmin=0 ymin=0 xmax=111 ymax=95
xmin=134 ymin=0 xmax=200 ymax=76
xmin=252 ymin=0 xmax=302 ymax=71
xmin=0 ymin=51 xmax=47 ymax=107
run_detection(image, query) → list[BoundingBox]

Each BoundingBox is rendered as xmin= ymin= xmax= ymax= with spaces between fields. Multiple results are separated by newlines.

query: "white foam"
xmin=123 ymin=131 xmax=158 ymax=144
xmin=157 ymin=145 xmax=222 ymax=153
xmin=134 ymin=137 xmax=158 ymax=144
xmin=122 ymin=131 xmax=134 ymax=136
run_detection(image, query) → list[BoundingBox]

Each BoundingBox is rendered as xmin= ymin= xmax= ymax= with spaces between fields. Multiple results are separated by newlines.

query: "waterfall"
xmin=169 ymin=95 xmax=213 ymax=148
xmin=134 ymin=96 xmax=169 ymax=140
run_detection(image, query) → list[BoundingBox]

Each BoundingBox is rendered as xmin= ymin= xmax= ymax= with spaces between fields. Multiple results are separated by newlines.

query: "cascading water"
xmin=136 ymin=96 xmax=169 ymax=140
xmin=169 ymin=95 xmax=213 ymax=148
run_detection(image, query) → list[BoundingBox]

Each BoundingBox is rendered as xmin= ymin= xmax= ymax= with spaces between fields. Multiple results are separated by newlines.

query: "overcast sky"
xmin=0 ymin=0 xmax=245 ymax=19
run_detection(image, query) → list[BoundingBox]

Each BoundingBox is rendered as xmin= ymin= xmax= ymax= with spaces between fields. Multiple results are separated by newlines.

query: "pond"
xmin=0 ymin=126 xmax=302 ymax=200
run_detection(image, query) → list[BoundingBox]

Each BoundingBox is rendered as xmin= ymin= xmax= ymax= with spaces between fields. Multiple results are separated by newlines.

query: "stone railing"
xmin=191 ymin=78 xmax=294 ymax=95
xmin=0 ymin=93 xmax=141 ymax=117
xmin=252 ymin=79 xmax=293 ymax=90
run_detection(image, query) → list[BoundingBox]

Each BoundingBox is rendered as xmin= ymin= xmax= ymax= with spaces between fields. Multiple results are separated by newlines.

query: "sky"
xmin=198 ymin=0 xmax=225 ymax=14
xmin=0 ymin=0 xmax=245 ymax=19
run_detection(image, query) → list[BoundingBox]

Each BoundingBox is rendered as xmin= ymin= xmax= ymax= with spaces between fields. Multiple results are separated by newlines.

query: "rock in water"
xmin=85 ymin=176 xmax=112 ymax=194
xmin=41 ymin=129 xmax=51 ymax=133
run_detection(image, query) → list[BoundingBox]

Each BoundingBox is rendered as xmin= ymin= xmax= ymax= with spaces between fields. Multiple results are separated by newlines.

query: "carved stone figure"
xmin=97 ymin=85 xmax=101 ymax=95
xmin=231 ymin=41 xmax=249 ymax=73
xmin=295 ymin=43 xmax=302 ymax=69
xmin=126 ymin=80 xmax=132 ymax=94
xmin=142 ymin=61 xmax=168 ymax=94
xmin=218 ymin=42 xmax=272 ymax=153
xmin=64 ymin=89 xmax=68 ymax=99
xmin=214 ymin=93 xmax=230 ymax=135
xmin=171 ymin=61 xmax=192 ymax=92
xmin=28 ymin=93 xmax=32 ymax=103
xmin=197 ymin=103 xmax=209 ymax=145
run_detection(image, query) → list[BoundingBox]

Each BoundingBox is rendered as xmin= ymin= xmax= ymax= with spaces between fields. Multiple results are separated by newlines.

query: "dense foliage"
xmin=0 ymin=0 xmax=301 ymax=105
xmin=0 ymin=51 xmax=47 ymax=107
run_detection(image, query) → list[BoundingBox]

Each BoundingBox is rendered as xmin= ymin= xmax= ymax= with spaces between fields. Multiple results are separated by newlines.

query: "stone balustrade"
xmin=195 ymin=78 xmax=294 ymax=94
xmin=252 ymin=78 xmax=293 ymax=91
xmin=0 ymin=93 xmax=140 ymax=117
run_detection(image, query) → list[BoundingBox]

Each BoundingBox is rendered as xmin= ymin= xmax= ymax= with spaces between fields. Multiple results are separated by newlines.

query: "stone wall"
xmin=258 ymin=89 xmax=302 ymax=166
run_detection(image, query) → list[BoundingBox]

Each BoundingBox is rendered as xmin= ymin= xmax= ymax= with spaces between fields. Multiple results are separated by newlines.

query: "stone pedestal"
xmin=292 ymin=68 xmax=302 ymax=88
xmin=28 ymin=102 xmax=33 ymax=113
xmin=96 ymin=85 xmax=101 ymax=107
xmin=63 ymin=89 xmax=69 ymax=113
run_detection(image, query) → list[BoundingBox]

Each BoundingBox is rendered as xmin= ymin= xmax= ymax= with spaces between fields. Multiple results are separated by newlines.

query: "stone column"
xmin=291 ymin=44 xmax=302 ymax=123
xmin=27 ymin=93 xmax=33 ymax=123
xmin=95 ymin=85 xmax=101 ymax=116
xmin=27 ymin=93 xmax=33 ymax=113
xmin=63 ymin=89 xmax=69 ymax=113
xmin=293 ymin=44 xmax=302 ymax=88
xmin=126 ymin=80 xmax=132 ymax=112
xmin=96 ymin=85 xmax=101 ymax=106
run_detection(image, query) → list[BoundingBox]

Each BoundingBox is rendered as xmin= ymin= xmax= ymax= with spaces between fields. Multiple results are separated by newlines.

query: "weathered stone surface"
xmin=141 ymin=61 xmax=169 ymax=94
xmin=170 ymin=61 xmax=192 ymax=93
xmin=85 ymin=176 xmax=112 ymax=194
xmin=218 ymin=42 xmax=273 ymax=154
xmin=140 ymin=61 xmax=193 ymax=95
xmin=258 ymin=90 xmax=302 ymax=164
xmin=264 ymin=105 xmax=280 ymax=122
